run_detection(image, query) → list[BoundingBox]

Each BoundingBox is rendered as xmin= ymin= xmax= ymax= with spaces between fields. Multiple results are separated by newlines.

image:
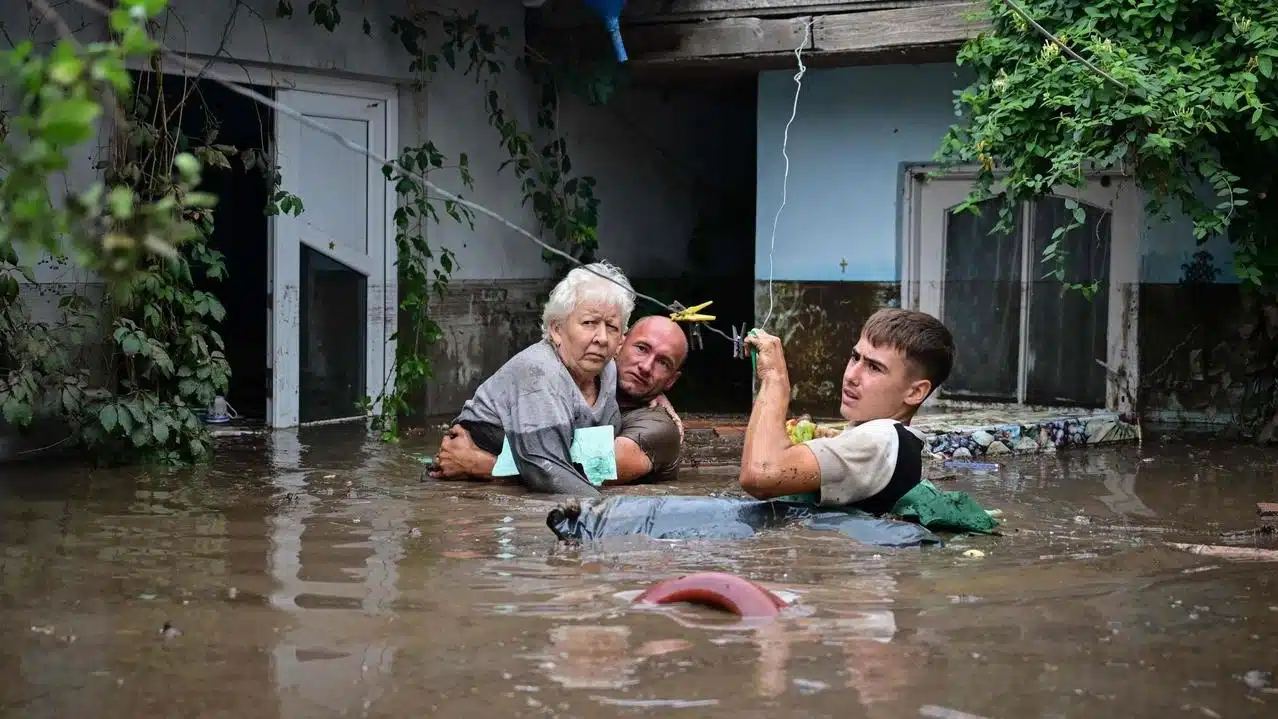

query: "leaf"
xmin=2 ymin=397 xmax=34 ymax=427
xmin=99 ymin=404 xmax=119 ymax=432
xmin=37 ymin=98 xmax=102 ymax=145
xmin=108 ymin=186 xmax=135 ymax=218
xmin=153 ymin=421 xmax=170 ymax=444
xmin=48 ymin=53 xmax=84 ymax=86
xmin=117 ymin=406 xmax=135 ymax=433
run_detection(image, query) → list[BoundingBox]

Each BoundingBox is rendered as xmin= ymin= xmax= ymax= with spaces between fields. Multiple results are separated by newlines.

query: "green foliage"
xmin=2 ymin=0 xmax=621 ymax=462
xmin=0 ymin=0 xmax=197 ymax=283
xmin=0 ymin=0 xmax=236 ymax=464
xmin=360 ymin=143 xmax=470 ymax=441
xmin=938 ymin=0 xmax=1278 ymax=287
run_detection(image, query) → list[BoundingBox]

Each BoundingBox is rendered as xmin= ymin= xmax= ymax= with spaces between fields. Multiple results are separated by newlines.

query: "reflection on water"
xmin=1 ymin=431 xmax=1276 ymax=718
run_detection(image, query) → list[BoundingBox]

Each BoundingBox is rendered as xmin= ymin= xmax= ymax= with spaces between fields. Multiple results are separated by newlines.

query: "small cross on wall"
xmin=839 ymin=258 xmax=848 ymax=273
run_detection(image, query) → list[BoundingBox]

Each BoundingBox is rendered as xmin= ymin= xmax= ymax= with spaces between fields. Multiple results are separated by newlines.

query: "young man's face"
xmin=838 ymin=335 xmax=933 ymax=423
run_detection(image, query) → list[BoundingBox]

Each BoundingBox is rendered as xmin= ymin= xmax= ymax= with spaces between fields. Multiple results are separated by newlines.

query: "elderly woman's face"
xmin=550 ymin=301 xmax=624 ymax=378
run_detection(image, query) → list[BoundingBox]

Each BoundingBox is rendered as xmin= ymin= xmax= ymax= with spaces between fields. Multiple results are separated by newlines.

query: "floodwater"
xmin=1 ymin=428 xmax=1275 ymax=719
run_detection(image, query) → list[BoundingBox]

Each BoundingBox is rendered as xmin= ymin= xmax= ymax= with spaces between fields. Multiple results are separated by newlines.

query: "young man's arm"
xmin=738 ymin=330 xmax=822 ymax=499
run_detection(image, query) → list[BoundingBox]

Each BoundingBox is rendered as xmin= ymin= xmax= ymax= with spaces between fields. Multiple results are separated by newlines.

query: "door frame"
xmin=272 ymin=87 xmax=396 ymax=428
xmin=900 ymin=166 xmax=1141 ymax=413
xmin=126 ymin=58 xmax=400 ymax=429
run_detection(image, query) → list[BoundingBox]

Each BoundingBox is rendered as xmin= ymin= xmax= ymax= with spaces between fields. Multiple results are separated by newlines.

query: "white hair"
xmin=541 ymin=261 xmax=636 ymax=340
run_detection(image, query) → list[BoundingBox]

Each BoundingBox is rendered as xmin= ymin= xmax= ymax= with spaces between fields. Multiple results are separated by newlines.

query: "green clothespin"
xmin=747 ymin=328 xmax=759 ymax=375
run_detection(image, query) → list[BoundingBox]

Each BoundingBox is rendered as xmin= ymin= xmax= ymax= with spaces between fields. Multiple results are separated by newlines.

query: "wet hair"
xmin=541 ymin=261 xmax=637 ymax=340
xmin=860 ymin=307 xmax=955 ymax=390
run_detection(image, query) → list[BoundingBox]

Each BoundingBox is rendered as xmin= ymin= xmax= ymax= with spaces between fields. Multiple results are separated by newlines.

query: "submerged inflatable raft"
xmin=546 ymin=495 xmax=941 ymax=548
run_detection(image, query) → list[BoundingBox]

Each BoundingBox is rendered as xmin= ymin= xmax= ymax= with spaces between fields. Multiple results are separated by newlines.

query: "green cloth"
xmin=889 ymin=480 xmax=998 ymax=534
xmin=776 ymin=480 xmax=997 ymax=535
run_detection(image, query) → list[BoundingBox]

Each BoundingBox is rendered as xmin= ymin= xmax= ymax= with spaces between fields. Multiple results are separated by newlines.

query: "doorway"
xmin=270 ymin=87 xmax=396 ymax=428
xmin=130 ymin=71 xmax=274 ymax=422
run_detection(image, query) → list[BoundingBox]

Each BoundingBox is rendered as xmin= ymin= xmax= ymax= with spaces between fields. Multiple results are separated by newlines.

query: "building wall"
xmin=755 ymin=62 xmax=1242 ymax=417
xmin=2 ymin=0 xmax=746 ymax=456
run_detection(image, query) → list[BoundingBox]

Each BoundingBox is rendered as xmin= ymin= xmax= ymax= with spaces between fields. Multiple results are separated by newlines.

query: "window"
xmin=905 ymin=175 xmax=1138 ymax=410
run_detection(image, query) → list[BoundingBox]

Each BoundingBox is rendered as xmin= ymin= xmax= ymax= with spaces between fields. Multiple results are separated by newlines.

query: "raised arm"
xmin=739 ymin=330 xmax=821 ymax=499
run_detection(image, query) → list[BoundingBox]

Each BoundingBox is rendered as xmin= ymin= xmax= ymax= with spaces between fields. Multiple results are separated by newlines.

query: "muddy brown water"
xmin=1 ymin=427 xmax=1276 ymax=718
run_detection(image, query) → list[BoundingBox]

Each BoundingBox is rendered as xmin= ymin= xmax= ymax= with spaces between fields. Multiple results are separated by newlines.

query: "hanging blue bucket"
xmin=582 ymin=0 xmax=628 ymax=62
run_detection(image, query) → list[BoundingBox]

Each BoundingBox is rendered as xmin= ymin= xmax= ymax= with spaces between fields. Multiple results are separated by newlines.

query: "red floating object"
xmin=632 ymin=571 xmax=787 ymax=617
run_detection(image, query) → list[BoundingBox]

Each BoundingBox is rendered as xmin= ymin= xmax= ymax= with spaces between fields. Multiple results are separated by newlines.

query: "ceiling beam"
xmin=530 ymin=2 xmax=984 ymax=68
xmin=539 ymin=0 xmax=959 ymax=27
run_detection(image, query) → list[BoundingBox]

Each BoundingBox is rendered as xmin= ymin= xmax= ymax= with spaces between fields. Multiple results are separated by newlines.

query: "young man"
xmin=429 ymin=315 xmax=689 ymax=485
xmin=738 ymin=307 xmax=955 ymax=513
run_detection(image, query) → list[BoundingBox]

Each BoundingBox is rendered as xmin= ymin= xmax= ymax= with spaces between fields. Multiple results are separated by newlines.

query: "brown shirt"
xmin=617 ymin=400 xmax=681 ymax=483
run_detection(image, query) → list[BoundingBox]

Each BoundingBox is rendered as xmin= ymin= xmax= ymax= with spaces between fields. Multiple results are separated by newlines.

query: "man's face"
xmin=616 ymin=320 xmax=686 ymax=401
xmin=839 ymin=335 xmax=932 ymax=423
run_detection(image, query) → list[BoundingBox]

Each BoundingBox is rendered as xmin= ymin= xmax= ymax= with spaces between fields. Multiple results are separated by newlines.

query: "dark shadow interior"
xmin=642 ymin=84 xmax=759 ymax=416
xmin=132 ymin=72 xmax=274 ymax=420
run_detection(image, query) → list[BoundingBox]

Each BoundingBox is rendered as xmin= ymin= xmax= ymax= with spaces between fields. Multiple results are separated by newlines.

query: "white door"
xmin=907 ymin=175 xmax=1139 ymax=410
xmin=269 ymin=89 xmax=392 ymax=428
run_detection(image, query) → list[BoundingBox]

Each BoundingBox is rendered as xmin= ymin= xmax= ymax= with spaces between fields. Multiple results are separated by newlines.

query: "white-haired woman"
xmin=449 ymin=262 xmax=636 ymax=495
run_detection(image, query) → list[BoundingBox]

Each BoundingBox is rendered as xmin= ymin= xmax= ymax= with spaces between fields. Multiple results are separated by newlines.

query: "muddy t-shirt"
xmin=617 ymin=399 xmax=681 ymax=483
xmin=803 ymin=418 xmax=924 ymax=513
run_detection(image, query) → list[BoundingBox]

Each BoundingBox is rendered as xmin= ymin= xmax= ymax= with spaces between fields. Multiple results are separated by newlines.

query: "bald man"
xmin=430 ymin=315 xmax=689 ymax=485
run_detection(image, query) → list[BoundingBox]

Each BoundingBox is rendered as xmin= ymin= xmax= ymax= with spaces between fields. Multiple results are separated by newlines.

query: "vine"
xmin=0 ymin=0 xmax=226 ymax=464
xmin=937 ymin=0 xmax=1278 ymax=289
xmin=0 ymin=1 xmax=309 ymax=464
xmin=937 ymin=0 xmax=1278 ymax=437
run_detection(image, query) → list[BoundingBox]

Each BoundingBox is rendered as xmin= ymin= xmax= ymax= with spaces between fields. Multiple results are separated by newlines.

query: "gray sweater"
xmin=454 ymin=340 xmax=620 ymax=496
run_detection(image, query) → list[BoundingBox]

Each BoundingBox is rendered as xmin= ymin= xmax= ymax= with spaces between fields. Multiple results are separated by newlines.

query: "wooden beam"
xmin=540 ymin=0 xmax=953 ymax=27
xmin=530 ymin=3 xmax=981 ymax=67
xmin=813 ymin=3 xmax=985 ymax=53
xmin=617 ymin=44 xmax=961 ymax=87
xmin=614 ymin=16 xmax=815 ymax=61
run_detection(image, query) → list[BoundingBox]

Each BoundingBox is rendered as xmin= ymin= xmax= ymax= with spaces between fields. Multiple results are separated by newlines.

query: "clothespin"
xmin=730 ymin=324 xmax=747 ymax=359
xmin=690 ymin=323 xmax=704 ymax=351
xmin=669 ymin=300 xmax=716 ymax=324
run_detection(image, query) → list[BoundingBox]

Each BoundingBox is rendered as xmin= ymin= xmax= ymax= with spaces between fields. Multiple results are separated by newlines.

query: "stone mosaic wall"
xmin=913 ymin=410 xmax=1140 ymax=459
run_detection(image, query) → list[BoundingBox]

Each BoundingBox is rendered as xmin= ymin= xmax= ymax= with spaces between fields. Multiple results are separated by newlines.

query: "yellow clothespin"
xmin=669 ymin=300 xmax=715 ymax=323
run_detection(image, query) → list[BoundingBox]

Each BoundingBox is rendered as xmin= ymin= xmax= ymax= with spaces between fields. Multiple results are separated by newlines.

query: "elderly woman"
xmin=451 ymin=261 xmax=636 ymax=496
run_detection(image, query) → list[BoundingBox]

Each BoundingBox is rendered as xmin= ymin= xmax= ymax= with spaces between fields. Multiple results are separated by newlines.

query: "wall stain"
xmin=1139 ymin=282 xmax=1278 ymax=435
xmin=755 ymin=280 xmax=899 ymax=417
